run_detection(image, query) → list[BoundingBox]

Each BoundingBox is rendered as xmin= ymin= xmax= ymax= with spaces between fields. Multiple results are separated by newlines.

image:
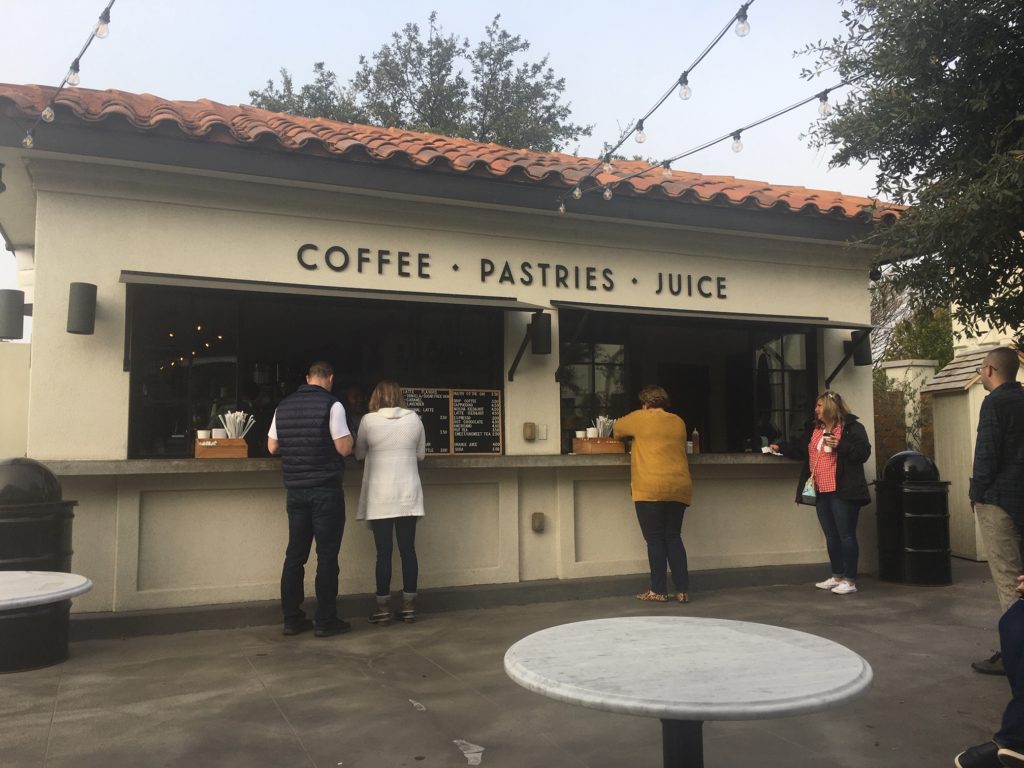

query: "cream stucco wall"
xmin=0 ymin=342 xmax=30 ymax=458
xmin=17 ymin=157 xmax=878 ymax=613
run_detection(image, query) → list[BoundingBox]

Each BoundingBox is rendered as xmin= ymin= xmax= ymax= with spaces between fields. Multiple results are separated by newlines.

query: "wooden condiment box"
xmin=572 ymin=437 xmax=625 ymax=455
xmin=195 ymin=438 xmax=249 ymax=459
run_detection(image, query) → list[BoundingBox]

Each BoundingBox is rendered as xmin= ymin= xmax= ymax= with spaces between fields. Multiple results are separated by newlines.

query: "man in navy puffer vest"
xmin=268 ymin=361 xmax=353 ymax=637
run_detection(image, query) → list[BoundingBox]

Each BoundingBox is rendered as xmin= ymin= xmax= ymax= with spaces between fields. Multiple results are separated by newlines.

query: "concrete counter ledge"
xmin=44 ymin=453 xmax=799 ymax=476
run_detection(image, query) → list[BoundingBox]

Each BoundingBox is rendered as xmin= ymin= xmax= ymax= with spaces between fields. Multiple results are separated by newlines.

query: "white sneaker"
xmin=831 ymin=581 xmax=858 ymax=595
xmin=815 ymin=577 xmax=841 ymax=590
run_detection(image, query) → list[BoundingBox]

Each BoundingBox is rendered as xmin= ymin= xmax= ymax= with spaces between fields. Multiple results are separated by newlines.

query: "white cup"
xmin=575 ymin=430 xmax=586 ymax=439
xmin=212 ymin=428 xmax=228 ymax=439
xmin=585 ymin=427 xmax=599 ymax=439
xmin=686 ymin=441 xmax=693 ymax=454
xmin=196 ymin=429 xmax=212 ymax=440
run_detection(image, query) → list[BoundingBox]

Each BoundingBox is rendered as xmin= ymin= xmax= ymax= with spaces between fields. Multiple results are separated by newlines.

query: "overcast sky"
xmin=1 ymin=0 xmax=879 ymax=297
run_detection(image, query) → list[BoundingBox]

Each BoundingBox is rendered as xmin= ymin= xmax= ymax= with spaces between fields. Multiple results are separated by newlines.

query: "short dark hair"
xmin=638 ymin=385 xmax=670 ymax=409
xmin=987 ymin=347 xmax=1020 ymax=380
xmin=307 ymin=361 xmax=334 ymax=379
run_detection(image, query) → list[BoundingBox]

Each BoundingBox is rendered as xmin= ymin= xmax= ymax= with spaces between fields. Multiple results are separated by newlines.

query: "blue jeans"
xmin=997 ymin=598 xmax=1024 ymax=750
xmin=815 ymin=492 xmax=860 ymax=580
xmin=371 ymin=517 xmax=419 ymax=596
xmin=635 ymin=501 xmax=689 ymax=594
xmin=281 ymin=483 xmax=345 ymax=627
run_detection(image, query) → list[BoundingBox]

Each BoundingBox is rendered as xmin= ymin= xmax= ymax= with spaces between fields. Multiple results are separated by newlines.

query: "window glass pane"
xmin=783 ymin=334 xmax=806 ymax=369
xmin=594 ymin=363 xmax=626 ymax=414
xmin=562 ymin=343 xmax=593 ymax=363
xmin=594 ymin=344 xmax=625 ymax=364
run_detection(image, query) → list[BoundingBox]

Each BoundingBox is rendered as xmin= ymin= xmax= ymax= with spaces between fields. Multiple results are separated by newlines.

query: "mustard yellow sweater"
xmin=613 ymin=409 xmax=692 ymax=504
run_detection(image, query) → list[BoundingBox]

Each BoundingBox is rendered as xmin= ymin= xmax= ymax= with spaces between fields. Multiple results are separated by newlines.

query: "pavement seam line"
xmin=245 ymin=654 xmax=319 ymax=768
xmin=41 ymin=664 xmax=64 ymax=767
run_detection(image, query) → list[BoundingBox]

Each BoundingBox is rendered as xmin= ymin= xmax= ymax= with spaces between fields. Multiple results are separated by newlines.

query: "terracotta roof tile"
xmin=0 ymin=83 xmax=901 ymax=224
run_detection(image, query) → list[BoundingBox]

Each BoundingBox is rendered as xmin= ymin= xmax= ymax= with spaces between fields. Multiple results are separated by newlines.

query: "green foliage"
xmin=798 ymin=0 xmax=1024 ymax=344
xmin=885 ymin=306 xmax=954 ymax=368
xmin=249 ymin=13 xmax=591 ymax=153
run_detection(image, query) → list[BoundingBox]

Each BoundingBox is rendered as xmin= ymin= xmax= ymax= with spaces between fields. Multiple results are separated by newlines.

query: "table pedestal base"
xmin=661 ymin=719 xmax=703 ymax=768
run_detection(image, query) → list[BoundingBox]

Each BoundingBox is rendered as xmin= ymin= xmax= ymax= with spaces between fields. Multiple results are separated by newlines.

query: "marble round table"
xmin=0 ymin=571 xmax=93 ymax=673
xmin=504 ymin=616 xmax=873 ymax=768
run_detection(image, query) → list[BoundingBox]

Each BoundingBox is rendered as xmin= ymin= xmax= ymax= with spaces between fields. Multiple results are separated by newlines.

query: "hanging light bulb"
xmin=22 ymin=132 xmax=34 ymax=149
xmin=731 ymin=132 xmax=743 ymax=153
xmin=602 ymin=187 xmax=613 ymax=201
xmin=735 ymin=9 xmax=750 ymax=37
xmin=661 ymin=163 xmax=673 ymax=180
xmin=635 ymin=119 xmax=646 ymax=144
xmin=572 ymin=186 xmax=582 ymax=200
xmin=67 ymin=59 xmax=81 ymax=87
xmin=602 ymin=155 xmax=613 ymax=174
xmin=558 ymin=201 xmax=566 ymax=215
xmin=818 ymin=94 xmax=831 ymax=117
xmin=95 ymin=8 xmax=111 ymax=38
xmin=41 ymin=105 xmax=55 ymax=123
xmin=677 ymin=73 xmax=692 ymax=101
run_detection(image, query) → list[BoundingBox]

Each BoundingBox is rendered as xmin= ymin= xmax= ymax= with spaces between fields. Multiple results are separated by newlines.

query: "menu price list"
xmin=402 ymin=387 xmax=502 ymax=455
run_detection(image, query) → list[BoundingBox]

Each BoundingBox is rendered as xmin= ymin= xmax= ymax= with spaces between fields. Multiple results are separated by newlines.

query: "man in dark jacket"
xmin=970 ymin=347 xmax=1024 ymax=676
xmin=268 ymin=361 xmax=353 ymax=637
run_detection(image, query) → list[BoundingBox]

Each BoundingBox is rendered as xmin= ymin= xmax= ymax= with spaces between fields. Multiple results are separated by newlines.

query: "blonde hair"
xmin=368 ymin=380 xmax=404 ymax=412
xmin=639 ymin=385 xmax=670 ymax=409
xmin=817 ymin=390 xmax=852 ymax=424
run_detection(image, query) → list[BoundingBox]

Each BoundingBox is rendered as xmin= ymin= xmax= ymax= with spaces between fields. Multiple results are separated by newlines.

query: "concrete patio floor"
xmin=1 ymin=559 xmax=1012 ymax=767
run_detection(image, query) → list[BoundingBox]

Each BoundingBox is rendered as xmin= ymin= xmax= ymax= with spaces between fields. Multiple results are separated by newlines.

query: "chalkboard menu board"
xmin=402 ymin=387 xmax=502 ymax=455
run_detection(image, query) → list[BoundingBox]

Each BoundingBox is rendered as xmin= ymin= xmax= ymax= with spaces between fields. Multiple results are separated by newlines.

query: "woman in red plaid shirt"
xmin=771 ymin=391 xmax=872 ymax=595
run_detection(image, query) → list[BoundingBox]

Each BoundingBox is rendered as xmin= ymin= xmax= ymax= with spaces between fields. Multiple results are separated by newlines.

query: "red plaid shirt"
xmin=809 ymin=423 xmax=843 ymax=493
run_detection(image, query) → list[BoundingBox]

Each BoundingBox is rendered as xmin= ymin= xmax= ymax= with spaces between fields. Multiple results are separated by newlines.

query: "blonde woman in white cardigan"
xmin=355 ymin=381 xmax=426 ymax=625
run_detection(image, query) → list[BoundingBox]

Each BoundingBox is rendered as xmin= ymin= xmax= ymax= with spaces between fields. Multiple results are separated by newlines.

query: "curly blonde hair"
xmin=638 ymin=385 xmax=670 ymax=409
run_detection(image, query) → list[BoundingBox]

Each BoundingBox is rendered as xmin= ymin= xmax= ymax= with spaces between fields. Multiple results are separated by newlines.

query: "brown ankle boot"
xmin=396 ymin=592 xmax=416 ymax=623
xmin=369 ymin=596 xmax=391 ymax=626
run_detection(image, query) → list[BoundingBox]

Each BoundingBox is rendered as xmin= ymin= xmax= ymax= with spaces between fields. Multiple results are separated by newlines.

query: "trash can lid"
xmin=0 ymin=458 xmax=63 ymax=505
xmin=883 ymin=451 xmax=940 ymax=483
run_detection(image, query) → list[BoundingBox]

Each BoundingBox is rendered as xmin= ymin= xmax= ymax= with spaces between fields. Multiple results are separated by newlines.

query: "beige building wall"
xmin=0 ymin=342 xmax=30 ymax=458
xmin=21 ymin=159 xmax=877 ymax=614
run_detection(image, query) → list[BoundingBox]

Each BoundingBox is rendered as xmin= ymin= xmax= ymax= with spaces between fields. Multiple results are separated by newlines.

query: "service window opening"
xmin=558 ymin=309 xmax=817 ymax=454
xmin=126 ymin=285 xmax=503 ymax=458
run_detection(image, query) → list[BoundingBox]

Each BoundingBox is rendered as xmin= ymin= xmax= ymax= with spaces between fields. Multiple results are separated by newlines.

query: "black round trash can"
xmin=875 ymin=451 xmax=952 ymax=585
xmin=0 ymin=458 xmax=76 ymax=572
xmin=0 ymin=458 xmax=79 ymax=672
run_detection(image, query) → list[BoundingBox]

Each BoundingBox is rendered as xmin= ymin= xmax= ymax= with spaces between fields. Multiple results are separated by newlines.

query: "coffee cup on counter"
xmin=196 ymin=429 xmax=212 ymax=440
xmin=575 ymin=430 xmax=586 ymax=439
xmin=212 ymin=428 xmax=228 ymax=439
xmin=585 ymin=427 xmax=599 ymax=439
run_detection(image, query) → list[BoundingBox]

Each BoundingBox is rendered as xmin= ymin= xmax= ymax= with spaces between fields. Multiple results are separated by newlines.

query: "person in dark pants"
xmin=970 ymin=347 xmax=1024 ymax=675
xmin=268 ymin=361 xmax=353 ymax=637
xmin=956 ymin=577 xmax=1024 ymax=768
xmin=771 ymin=390 xmax=872 ymax=595
xmin=613 ymin=385 xmax=693 ymax=603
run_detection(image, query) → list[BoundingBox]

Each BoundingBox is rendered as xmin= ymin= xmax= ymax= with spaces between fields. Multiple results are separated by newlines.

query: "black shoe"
xmin=282 ymin=618 xmax=313 ymax=636
xmin=314 ymin=618 xmax=352 ymax=637
xmin=973 ymin=651 xmax=1005 ymax=675
xmin=999 ymin=746 xmax=1024 ymax=767
xmin=955 ymin=741 xmax=1000 ymax=768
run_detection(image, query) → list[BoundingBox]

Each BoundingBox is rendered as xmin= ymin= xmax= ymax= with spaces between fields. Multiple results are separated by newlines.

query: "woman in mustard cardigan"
xmin=613 ymin=385 xmax=693 ymax=603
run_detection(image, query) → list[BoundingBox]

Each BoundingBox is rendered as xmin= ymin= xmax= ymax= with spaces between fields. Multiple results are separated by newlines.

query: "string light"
xmin=661 ymin=162 xmax=673 ymax=180
xmin=20 ymin=1 xmax=116 ymax=150
xmin=818 ymin=93 xmax=831 ymax=117
xmin=735 ymin=6 xmax=751 ymax=37
xmin=66 ymin=59 xmax=81 ymax=87
xmin=731 ymin=132 xmax=744 ymax=153
xmin=589 ymin=81 xmax=854 ymax=199
xmin=602 ymin=187 xmax=613 ymax=201
xmin=95 ymin=7 xmax=111 ymax=38
xmin=558 ymin=201 xmax=566 ymax=215
xmin=572 ymin=186 xmax=582 ymax=200
xmin=558 ymin=2 xmax=755 ymax=212
xmin=677 ymin=73 xmax=692 ymax=101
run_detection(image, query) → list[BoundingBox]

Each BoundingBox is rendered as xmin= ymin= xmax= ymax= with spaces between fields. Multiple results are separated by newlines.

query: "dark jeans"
xmin=815 ymin=492 xmax=860 ymax=580
xmin=371 ymin=517 xmax=419 ymax=596
xmin=281 ymin=483 xmax=345 ymax=627
xmin=997 ymin=598 xmax=1024 ymax=749
xmin=635 ymin=501 xmax=689 ymax=594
